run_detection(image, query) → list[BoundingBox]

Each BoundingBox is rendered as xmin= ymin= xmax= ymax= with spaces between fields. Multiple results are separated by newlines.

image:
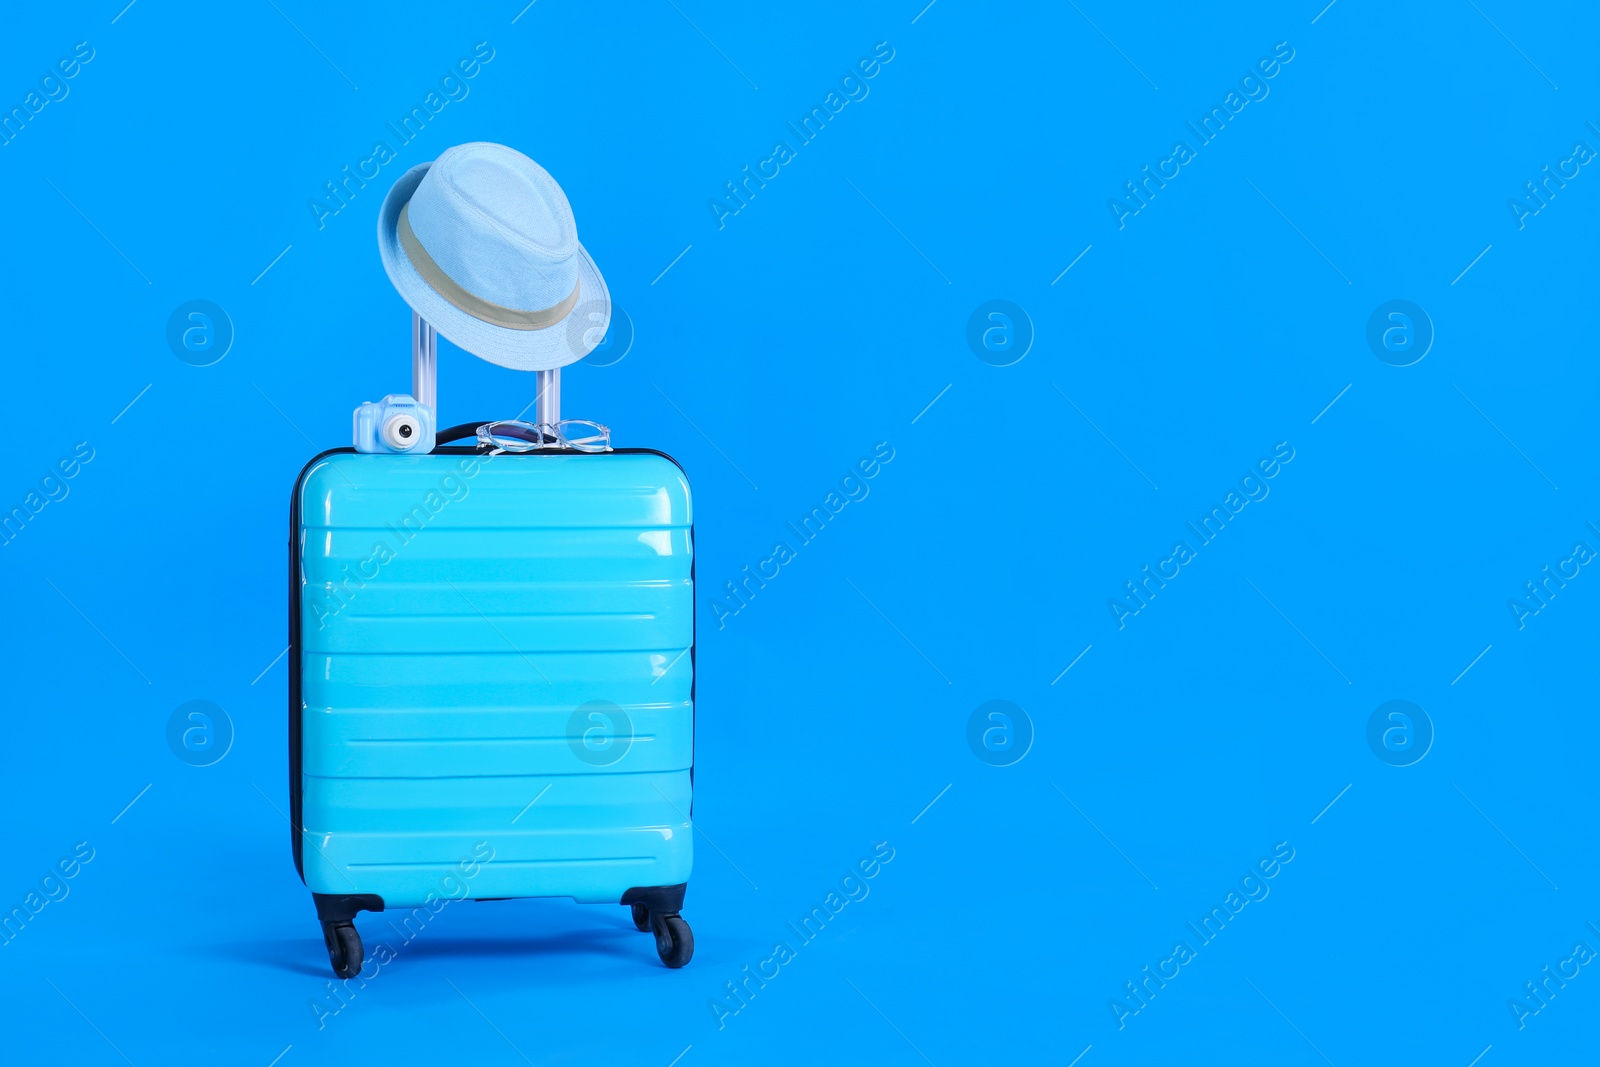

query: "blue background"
xmin=1 ymin=1 xmax=1595 ymax=1063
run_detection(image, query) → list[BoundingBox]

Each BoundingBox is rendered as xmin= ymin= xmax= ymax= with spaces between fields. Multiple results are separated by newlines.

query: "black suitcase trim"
xmin=288 ymin=443 xmax=696 ymax=887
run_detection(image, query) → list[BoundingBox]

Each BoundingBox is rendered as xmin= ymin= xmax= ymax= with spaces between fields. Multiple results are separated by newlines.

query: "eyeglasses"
xmin=475 ymin=419 xmax=612 ymax=453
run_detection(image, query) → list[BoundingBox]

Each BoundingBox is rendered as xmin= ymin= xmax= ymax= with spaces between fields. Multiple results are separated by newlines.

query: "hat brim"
xmin=377 ymin=162 xmax=611 ymax=372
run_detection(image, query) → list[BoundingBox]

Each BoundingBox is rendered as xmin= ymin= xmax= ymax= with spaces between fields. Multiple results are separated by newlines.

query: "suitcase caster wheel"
xmin=323 ymin=921 xmax=363 ymax=979
xmin=630 ymin=902 xmax=651 ymax=932
xmin=651 ymin=912 xmax=694 ymax=968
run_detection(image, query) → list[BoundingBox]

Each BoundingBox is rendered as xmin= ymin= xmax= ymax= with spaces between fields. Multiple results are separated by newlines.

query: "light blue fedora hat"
xmin=377 ymin=142 xmax=610 ymax=371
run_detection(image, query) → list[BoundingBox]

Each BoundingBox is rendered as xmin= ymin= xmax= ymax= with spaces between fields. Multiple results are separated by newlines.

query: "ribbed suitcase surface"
xmin=290 ymin=448 xmax=694 ymax=908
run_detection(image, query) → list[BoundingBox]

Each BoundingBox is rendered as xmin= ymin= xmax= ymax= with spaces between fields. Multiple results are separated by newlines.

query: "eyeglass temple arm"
xmin=412 ymin=310 xmax=560 ymax=426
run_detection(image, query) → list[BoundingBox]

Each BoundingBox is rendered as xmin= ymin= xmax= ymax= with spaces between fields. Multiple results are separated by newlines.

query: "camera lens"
xmin=382 ymin=413 xmax=422 ymax=451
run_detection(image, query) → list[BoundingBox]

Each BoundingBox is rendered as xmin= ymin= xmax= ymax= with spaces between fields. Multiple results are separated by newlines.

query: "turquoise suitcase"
xmin=288 ymin=412 xmax=695 ymax=977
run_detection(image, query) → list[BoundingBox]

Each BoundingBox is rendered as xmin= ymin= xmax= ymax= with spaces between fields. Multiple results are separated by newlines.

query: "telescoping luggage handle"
xmin=413 ymin=313 xmax=611 ymax=454
xmin=412 ymin=312 xmax=559 ymax=424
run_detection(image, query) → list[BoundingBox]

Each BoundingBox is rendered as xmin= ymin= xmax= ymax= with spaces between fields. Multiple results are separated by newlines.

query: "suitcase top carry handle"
xmin=411 ymin=312 xmax=560 ymax=427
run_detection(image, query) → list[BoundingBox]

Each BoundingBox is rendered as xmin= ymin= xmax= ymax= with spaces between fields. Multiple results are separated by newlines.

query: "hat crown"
xmin=404 ymin=143 xmax=580 ymax=313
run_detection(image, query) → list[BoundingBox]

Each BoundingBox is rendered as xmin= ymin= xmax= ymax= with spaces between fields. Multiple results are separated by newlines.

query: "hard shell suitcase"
xmin=288 ymin=321 xmax=695 ymax=975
